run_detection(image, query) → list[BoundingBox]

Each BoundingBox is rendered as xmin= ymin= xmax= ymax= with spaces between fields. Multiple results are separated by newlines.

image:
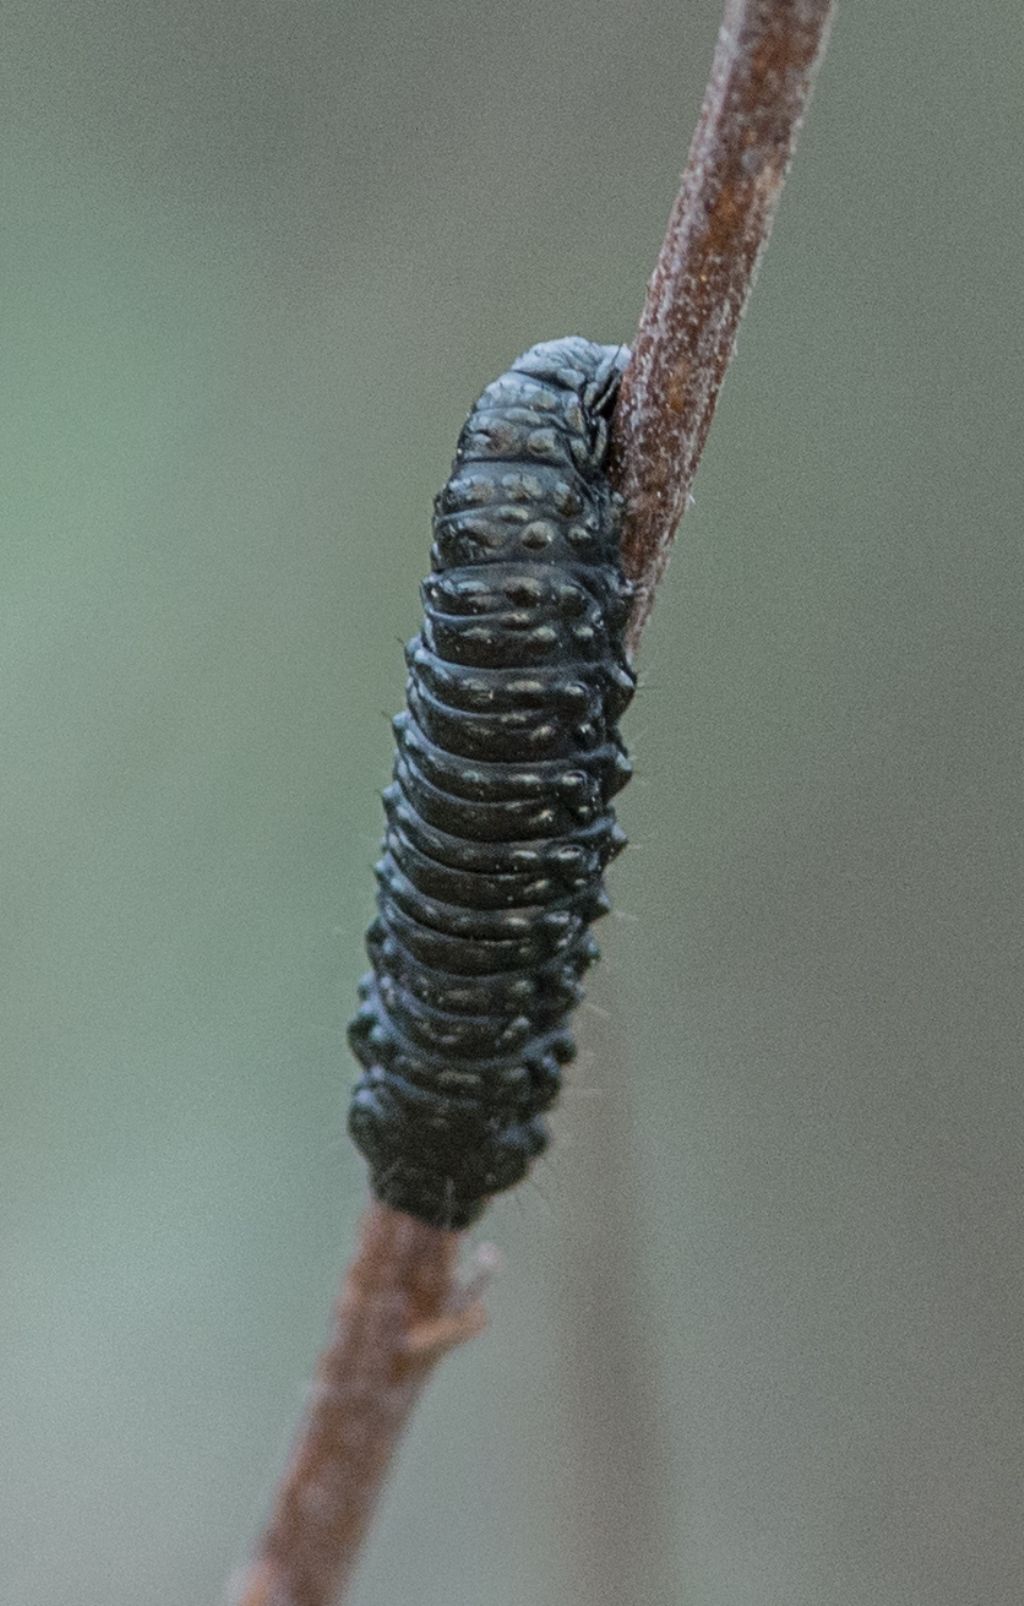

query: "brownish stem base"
xmin=229 ymin=1201 xmax=486 ymax=1606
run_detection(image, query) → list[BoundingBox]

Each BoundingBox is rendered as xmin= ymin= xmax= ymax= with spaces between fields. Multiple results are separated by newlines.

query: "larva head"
xmin=509 ymin=337 xmax=629 ymax=449
xmin=432 ymin=338 xmax=630 ymax=574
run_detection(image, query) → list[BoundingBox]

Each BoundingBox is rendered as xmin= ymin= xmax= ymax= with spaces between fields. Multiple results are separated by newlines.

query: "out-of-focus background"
xmin=4 ymin=3 xmax=1021 ymax=1603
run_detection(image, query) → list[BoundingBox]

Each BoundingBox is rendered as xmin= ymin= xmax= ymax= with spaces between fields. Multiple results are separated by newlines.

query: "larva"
xmin=348 ymin=337 xmax=635 ymax=1228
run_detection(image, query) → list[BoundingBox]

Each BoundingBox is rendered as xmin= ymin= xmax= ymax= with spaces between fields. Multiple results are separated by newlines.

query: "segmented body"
xmin=348 ymin=338 xmax=635 ymax=1227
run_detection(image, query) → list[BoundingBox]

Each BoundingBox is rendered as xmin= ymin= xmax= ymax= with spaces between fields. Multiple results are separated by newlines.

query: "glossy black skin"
xmin=348 ymin=338 xmax=635 ymax=1227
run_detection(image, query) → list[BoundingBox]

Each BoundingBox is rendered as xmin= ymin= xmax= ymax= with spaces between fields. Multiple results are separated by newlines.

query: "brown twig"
xmin=613 ymin=0 xmax=834 ymax=650
xmin=228 ymin=3 xmax=833 ymax=1602
xmin=229 ymin=1204 xmax=491 ymax=1606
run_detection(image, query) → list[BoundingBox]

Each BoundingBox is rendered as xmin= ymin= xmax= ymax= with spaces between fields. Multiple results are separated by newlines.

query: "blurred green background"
xmin=4 ymin=3 xmax=1021 ymax=1603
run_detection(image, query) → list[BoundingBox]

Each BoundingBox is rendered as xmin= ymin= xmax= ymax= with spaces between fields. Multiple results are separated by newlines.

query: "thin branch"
xmin=228 ymin=3 xmax=833 ymax=1602
xmin=229 ymin=1204 xmax=489 ymax=1606
xmin=613 ymin=0 xmax=834 ymax=651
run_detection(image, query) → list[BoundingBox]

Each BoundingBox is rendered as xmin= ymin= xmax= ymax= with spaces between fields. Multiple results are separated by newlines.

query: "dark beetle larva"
xmin=347 ymin=338 xmax=635 ymax=1228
